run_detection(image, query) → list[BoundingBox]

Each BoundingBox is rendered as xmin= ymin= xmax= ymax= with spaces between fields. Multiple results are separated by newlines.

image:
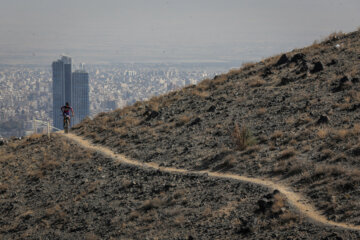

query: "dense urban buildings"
xmin=72 ymin=68 xmax=90 ymax=126
xmin=0 ymin=62 xmax=228 ymax=138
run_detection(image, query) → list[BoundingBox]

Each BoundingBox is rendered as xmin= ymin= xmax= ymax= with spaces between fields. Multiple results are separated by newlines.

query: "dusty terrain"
xmin=1 ymin=134 xmax=359 ymax=239
xmin=1 ymin=30 xmax=360 ymax=239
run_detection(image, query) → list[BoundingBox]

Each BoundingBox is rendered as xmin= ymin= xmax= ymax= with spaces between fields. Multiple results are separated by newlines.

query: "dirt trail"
xmin=61 ymin=132 xmax=360 ymax=231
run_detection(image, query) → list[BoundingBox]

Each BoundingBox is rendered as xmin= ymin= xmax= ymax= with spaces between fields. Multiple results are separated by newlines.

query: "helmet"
xmin=66 ymin=102 xmax=69 ymax=106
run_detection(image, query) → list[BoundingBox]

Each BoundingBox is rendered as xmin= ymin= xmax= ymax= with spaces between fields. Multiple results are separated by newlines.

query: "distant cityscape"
xmin=0 ymin=62 xmax=231 ymax=138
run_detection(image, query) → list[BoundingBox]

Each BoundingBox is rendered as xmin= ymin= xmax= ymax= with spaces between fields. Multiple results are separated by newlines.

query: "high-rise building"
xmin=52 ymin=56 xmax=72 ymax=130
xmin=52 ymin=57 xmax=90 ymax=130
xmin=72 ymin=69 xmax=90 ymax=126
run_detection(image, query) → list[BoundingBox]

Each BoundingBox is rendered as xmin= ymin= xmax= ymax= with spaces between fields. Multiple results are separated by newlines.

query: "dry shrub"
xmin=122 ymin=116 xmax=141 ymax=127
xmin=244 ymin=145 xmax=261 ymax=155
xmin=331 ymin=129 xmax=350 ymax=140
xmin=0 ymin=183 xmax=9 ymax=193
xmin=128 ymin=211 xmax=140 ymax=220
xmin=231 ymin=123 xmax=256 ymax=151
xmin=191 ymin=89 xmax=210 ymax=98
xmin=174 ymin=215 xmax=185 ymax=226
xmin=202 ymin=207 xmax=212 ymax=218
xmin=84 ymin=233 xmax=101 ymax=240
xmin=323 ymin=31 xmax=345 ymax=42
xmin=271 ymin=193 xmax=285 ymax=214
xmin=40 ymin=160 xmax=60 ymax=171
xmin=140 ymin=198 xmax=164 ymax=211
xmin=241 ymin=62 xmax=256 ymax=70
xmin=271 ymin=130 xmax=283 ymax=140
xmin=178 ymin=115 xmax=192 ymax=126
xmin=278 ymin=148 xmax=296 ymax=160
xmin=113 ymin=127 xmax=128 ymax=136
xmin=248 ymin=76 xmax=266 ymax=87
xmin=256 ymin=108 xmax=267 ymax=116
xmin=28 ymin=133 xmax=43 ymax=140
xmin=279 ymin=212 xmax=299 ymax=224
xmin=227 ymin=68 xmax=242 ymax=75
xmin=313 ymin=165 xmax=346 ymax=179
xmin=317 ymin=128 xmax=329 ymax=139
xmin=222 ymin=155 xmax=237 ymax=167
xmin=321 ymin=149 xmax=334 ymax=160
xmin=352 ymin=124 xmax=360 ymax=135
xmin=26 ymin=170 xmax=44 ymax=180
xmin=288 ymin=159 xmax=312 ymax=177
xmin=197 ymin=78 xmax=212 ymax=91
xmin=121 ymin=179 xmax=132 ymax=189
xmin=213 ymin=74 xmax=228 ymax=85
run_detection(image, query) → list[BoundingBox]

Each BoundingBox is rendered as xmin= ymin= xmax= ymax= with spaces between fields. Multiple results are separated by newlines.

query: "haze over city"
xmin=1 ymin=0 xmax=359 ymax=65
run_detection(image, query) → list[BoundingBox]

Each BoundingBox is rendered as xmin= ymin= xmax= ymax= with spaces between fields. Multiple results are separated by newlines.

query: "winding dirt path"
xmin=62 ymin=132 xmax=360 ymax=231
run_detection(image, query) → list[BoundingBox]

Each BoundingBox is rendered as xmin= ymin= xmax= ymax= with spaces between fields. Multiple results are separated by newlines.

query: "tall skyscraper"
xmin=52 ymin=56 xmax=72 ymax=130
xmin=72 ymin=68 xmax=90 ymax=126
xmin=52 ymin=56 xmax=89 ymax=130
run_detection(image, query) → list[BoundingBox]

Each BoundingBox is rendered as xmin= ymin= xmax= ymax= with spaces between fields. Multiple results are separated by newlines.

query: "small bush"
xmin=278 ymin=148 xmax=296 ymax=160
xmin=231 ymin=123 xmax=256 ymax=151
xmin=270 ymin=130 xmax=283 ymax=140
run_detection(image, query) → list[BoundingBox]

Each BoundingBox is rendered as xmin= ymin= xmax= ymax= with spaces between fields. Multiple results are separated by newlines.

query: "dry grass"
xmin=278 ymin=148 xmax=296 ymax=160
xmin=196 ymin=78 xmax=212 ymax=91
xmin=317 ymin=128 xmax=329 ymax=139
xmin=323 ymin=31 xmax=345 ymax=42
xmin=279 ymin=212 xmax=299 ymax=224
xmin=191 ymin=89 xmax=210 ymax=98
xmin=28 ymin=133 xmax=43 ymax=140
xmin=178 ymin=115 xmax=192 ymax=126
xmin=248 ymin=76 xmax=266 ymax=87
xmin=140 ymin=198 xmax=165 ymax=211
xmin=331 ymin=128 xmax=350 ymax=140
xmin=271 ymin=130 xmax=283 ymax=140
xmin=256 ymin=108 xmax=267 ymax=116
xmin=241 ymin=62 xmax=256 ymax=71
xmin=231 ymin=123 xmax=256 ymax=151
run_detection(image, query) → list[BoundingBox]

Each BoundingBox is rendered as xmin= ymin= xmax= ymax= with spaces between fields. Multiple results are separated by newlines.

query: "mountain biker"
xmin=61 ymin=102 xmax=74 ymax=126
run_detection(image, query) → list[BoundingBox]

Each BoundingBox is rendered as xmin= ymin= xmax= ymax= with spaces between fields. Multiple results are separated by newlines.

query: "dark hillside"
xmin=73 ymin=30 xmax=360 ymax=224
xmin=2 ymin=135 xmax=358 ymax=239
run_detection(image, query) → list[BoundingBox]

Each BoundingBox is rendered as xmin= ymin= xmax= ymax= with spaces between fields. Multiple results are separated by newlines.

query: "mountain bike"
xmin=63 ymin=116 xmax=71 ymax=134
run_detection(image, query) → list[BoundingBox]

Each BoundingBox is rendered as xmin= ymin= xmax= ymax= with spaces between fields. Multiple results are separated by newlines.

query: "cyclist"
xmin=61 ymin=102 xmax=74 ymax=127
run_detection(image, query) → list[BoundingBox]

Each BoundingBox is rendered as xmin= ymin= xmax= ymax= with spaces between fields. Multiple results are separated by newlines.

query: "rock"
xmin=262 ymin=67 xmax=272 ymax=78
xmin=189 ymin=117 xmax=201 ymax=126
xmin=144 ymin=110 xmax=159 ymax=121
xmin=276 ymin=54 xmax=289 ymax=66
xmin=257 ymin=198 xmax=273 ymax=213
xmin=278 ymin=77 xmax=292 ymax=86
xmin=326 ymin=59 xmax=338 ymax=66
xmin=207 ymin=105 xmax=216 ymax=112
xmin=352 ymin=77 xmax=359 ymax=83
xmin=310 ymin=61 xmax=324 ymax=73
xmin=317 ymin=115 xmax=329 ymax=125
xmin=290 ymin=53 xmax=305 ymax=63
xmin=352 ymin=147 xmax=360 ymax=156
xmin=332 ymin=76 xmax=350 ymax=92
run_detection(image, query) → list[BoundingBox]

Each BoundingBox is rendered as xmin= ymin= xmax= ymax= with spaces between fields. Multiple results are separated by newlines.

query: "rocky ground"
xmin=1 ymin=134 xmax=359 ymax=239
xmin=73 ymin=30 xmax=360 ymax=226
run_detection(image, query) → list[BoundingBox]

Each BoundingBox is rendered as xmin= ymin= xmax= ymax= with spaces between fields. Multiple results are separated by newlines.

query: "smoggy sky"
xmin=0 ymin=0 xmax=359 ymax=64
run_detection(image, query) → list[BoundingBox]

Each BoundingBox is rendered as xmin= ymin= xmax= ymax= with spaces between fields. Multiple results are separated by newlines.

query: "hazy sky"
xmin=0 ymin=0 xmax=359 ymax=64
